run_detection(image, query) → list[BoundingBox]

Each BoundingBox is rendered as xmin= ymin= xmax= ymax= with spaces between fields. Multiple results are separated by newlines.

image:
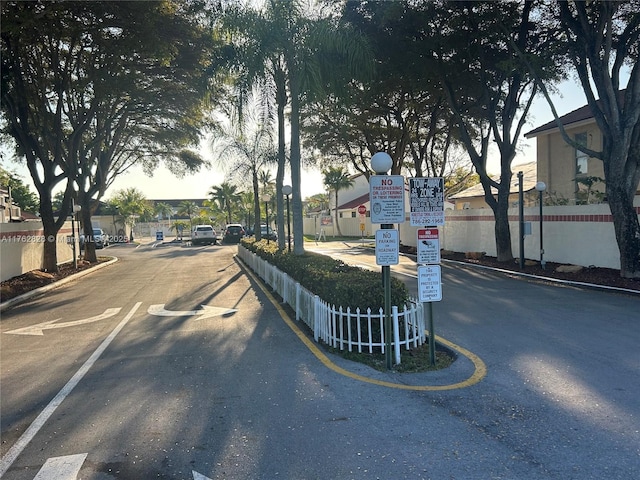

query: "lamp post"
xmin=282 ymin=185 xmax=292 ymax=252
xmin=371 ymin=151 xmax=394 ymax=370
xmin=518 ymin=171 xmax=524 ymax=270
xmin=261 ymin=193 xmax=271 ymax=243
xmin=71 ymin=203 xmax=81 ymax=269
xmin=535 ymin=181 xmax=547 ymax=269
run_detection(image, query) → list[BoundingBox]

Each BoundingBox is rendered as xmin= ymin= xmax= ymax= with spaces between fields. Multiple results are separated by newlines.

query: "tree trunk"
xmin=290 ymin=77 xmax=304 ymax=255
xmin=276 ymin=69 xmax=288 ymax=250
xmin=605 ymin=155 xmax=640 ymax=279
xmin=37 ymin=187 xmax=66 ymax=272
xmin=40 ymin=204 xmax=59 ymax=273
xmin=494 ymin=199 xmax=514 ymax=262
xmin=80 ymin=201 xmax=98 ymax=263
xmin=276 ymin=163 xmax=285 ymax=250
xmin=482 ymin=171 xmax=514 ymax=263
xmin=252 ymin=168 xmax=261 ymax=241
xmin=334 ymin=191 xmax=342 ymax=236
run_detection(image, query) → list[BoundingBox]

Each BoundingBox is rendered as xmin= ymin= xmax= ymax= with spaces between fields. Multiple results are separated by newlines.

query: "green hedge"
xmin=241 ymin=238 xmax=409 ymax=311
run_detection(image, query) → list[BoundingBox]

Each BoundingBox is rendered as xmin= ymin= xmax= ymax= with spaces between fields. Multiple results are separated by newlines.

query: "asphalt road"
xmin=1 ymin=241 xmax=638 ymax=479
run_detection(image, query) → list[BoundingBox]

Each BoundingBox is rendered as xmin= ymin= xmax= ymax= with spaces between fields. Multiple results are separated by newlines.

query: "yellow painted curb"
xmin=241 ymin=258 xmax=486 ymax=391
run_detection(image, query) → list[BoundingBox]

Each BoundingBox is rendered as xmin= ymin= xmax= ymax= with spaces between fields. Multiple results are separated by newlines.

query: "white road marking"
xmin=192 ymin=471 xmax=214 ymax=480
xmin=148 ymin=304 xmax=237 ymax=320
xmin=33 ymin=453 xmax=87 ymax=480
xmin=5 ymin=308 xmax=122 ymax=336
xmin=0 ymin=303 xmax=142 ymax=478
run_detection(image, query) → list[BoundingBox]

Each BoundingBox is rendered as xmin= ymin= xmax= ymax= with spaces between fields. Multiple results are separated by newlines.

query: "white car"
xmin=191 ymin=225 xmax=217 ymax=245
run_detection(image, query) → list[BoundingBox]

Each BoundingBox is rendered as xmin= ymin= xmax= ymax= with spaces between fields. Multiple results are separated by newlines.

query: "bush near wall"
xmin=241 ymin=238 xmax=409 ymax=311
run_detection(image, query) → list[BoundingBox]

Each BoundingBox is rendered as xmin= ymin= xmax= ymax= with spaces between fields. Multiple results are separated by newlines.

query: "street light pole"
xmin=261 ymin=193 xmax=271 ymax=244
xmin=371 ymin=152 xmax=394 ymax=370
xmin=71 ymin=203 xmax=82 ymax=268
xmin=283 ymin=185 xmax=292 ymax=252
xmin=535 ymin=181 xmax=547 ymax=269
xmin=518 ymin=171 xmax=524 ymax=270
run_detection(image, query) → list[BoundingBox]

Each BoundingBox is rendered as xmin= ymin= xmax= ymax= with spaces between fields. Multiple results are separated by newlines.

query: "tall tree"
xmin=155 ymin=202 xmax=174 ymax=222
xmin=109 ymin=188 xmax=152 ymax=241
xmin=429 ymin=0 xmax=564 ymax=262
xmin=322 ymin=167 xmax=354 ymax=236
xmin=307 ymin=1 xmax=454 ymax=182
xmin=529 ymin=1 xmax=640 ymax=278
xmin=208 ymin=182 xmax=242 ymax=224
xmin=177 ymin=201 xmax=199 ymax=233
xmin=1 ymin=0 xmax=222 ymax=267
xmin=212 ymin=96 xmax=277 ymax=243
xmin=221 ymin=0 xmax=371 ymax=254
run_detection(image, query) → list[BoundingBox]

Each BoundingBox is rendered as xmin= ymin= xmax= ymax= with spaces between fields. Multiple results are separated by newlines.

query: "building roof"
xmin=525 ymin=104 xmax=593 ymax=138
xmin=337 ymin=193 xmax=370 ymax=210
xmin=149 ymin=199 xmax=208 ymax=208
xmin=449 ymin=162 xmax=538 ymax=199
xmin=525 ymin=89 xmax=626 ymax=138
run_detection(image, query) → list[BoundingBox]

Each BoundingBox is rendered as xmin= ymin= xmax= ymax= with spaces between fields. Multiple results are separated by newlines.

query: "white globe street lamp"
xmin=371 ymin=151 xmax=393 ymax=174
xmin=370 ymin=152 xmax=393 ymax=369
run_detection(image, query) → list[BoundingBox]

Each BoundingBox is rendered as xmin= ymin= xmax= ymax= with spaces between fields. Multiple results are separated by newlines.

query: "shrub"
xmin=240 ymin=238 xmax=409 ymax=310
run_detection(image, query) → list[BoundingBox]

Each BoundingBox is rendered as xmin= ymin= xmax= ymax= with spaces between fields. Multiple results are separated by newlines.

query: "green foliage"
xmin=0 ymin=166 xmax=39 ymax=213
xmin=575 ymin=176 xmax=606 ymax=205
xmin=242 ymin=238 xmax=409 ymax=311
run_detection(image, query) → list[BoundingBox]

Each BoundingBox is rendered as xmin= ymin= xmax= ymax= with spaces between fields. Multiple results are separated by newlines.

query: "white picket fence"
xmin=237 ymin=245 xmax=426 ymax=365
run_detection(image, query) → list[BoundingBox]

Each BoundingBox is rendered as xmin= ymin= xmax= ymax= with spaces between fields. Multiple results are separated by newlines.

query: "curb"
xmin=341 ymin=243 xmax=639 ymax=296
xmin=441 ymin=258 xmax=640 ymax=296
xmin=0 ymin=257 xmax=119 ymax=312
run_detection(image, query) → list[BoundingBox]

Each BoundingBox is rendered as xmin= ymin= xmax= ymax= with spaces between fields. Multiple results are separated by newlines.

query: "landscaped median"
xmin=237 ymin=238 xmax=452 ymax=370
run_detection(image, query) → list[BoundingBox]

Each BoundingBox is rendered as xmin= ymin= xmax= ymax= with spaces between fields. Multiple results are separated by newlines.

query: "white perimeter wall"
xmin=304 ymin=201 xmax=640 ymax=270
xmin=0 ymin=221 xmax=76 ymax=282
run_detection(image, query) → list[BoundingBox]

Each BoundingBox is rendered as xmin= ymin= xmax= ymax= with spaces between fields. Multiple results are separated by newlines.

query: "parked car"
xmin=223 ymin=224 xmax=245 ymax=243
xmin=191 ymin=225 xmax=217 ymax=245
xmin=80 ymin=227 xmax=109 ymax=249
xmin=260 ymin=225 xmax=277 ymax=241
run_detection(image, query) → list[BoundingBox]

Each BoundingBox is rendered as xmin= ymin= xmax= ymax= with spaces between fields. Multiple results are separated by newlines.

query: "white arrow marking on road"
xmin=33 ymin=453 xmax=87 ymax=480
xmin=5 ymin=308 xmax=122 ymax=336
xmin=192 ymin=471 xmax=214 ymax=480
xmin=148 ymin=304 xmax=237 ymax=320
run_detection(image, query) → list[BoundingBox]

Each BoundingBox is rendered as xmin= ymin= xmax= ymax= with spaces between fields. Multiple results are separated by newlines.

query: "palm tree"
xmin=323 ymin=167 xmax=354 ymax=236
xmin=222 ymin=0 xmax=371 ymax=254
xmin=258 ymin=170 xmax=275 ymax=194
xmin=171 ymin=220 xmax=190 ymax=240
xmin=110 ymin=187 xmax=151 ymax=247
xmin=211 ymin=99 xmax=277 ymax=242
xmin=209 ymin=182 xmax=242 ymax=225
xmin=177 ymin=201 xmax=199 ymax=234
xmin=155 ymin=202 xmax=174 ymax=222
xmin=239 ymin=191 xmax=255 ymax=230
xmin=304 ymin=193 xmax=329 ymax=215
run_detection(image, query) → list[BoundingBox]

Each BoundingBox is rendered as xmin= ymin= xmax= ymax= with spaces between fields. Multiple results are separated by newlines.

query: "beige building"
xmin=448 ymin=161 xmax=539 ymax=210
xmin=525 ymin=100 xmax=609 ymax=205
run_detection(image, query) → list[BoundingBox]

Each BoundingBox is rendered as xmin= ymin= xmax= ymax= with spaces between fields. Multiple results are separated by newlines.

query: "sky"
xmin=105 ymin=78 xmax=593 ymax=201
xmin=2 ymin=78 xmax=596 ymax=202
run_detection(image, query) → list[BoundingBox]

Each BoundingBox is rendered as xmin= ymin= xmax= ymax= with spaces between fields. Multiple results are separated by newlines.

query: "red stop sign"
xmin=357 ymin=205 xmax=366 ymax=215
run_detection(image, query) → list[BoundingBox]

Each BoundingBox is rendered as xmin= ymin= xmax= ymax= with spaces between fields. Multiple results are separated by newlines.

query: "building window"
xmin=351 ymin=212 xmax=356 ymax=218
xmin=575 ymin=132 xmax=588 ymax=175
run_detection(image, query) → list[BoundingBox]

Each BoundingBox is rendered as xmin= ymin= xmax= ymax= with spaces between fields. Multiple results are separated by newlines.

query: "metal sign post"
xmin=410 ymin=177 xmax=445 ymax=367
xmin=370 ymin=152 xmax=405 ymax=370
